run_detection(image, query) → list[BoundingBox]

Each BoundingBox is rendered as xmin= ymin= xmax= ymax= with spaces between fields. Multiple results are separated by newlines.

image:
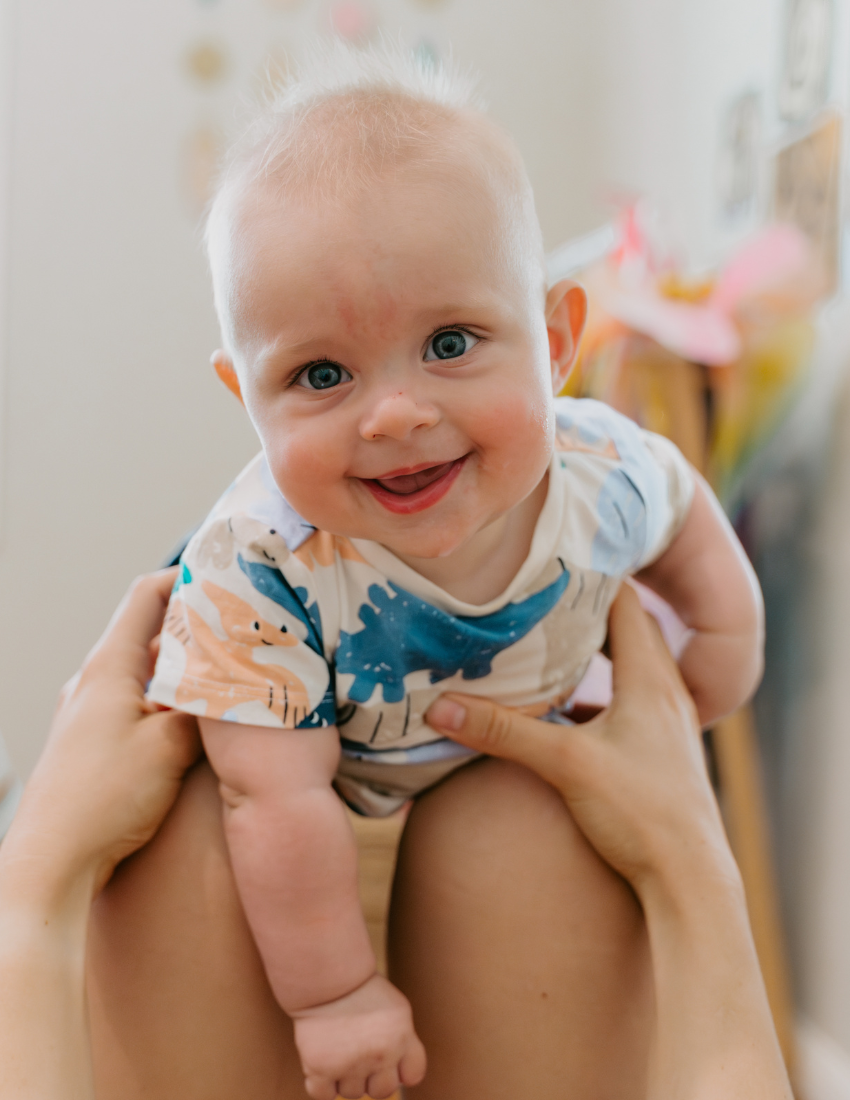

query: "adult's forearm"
xmin=640 ymin=855 xmax=792 ymax=1100
xmin=224 ymin=785 xmax=376 ymax=1012
xmin=0 ymin=902 xmax=94 ymax=1100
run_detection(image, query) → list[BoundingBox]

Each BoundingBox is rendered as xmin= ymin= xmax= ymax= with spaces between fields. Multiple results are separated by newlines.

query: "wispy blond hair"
xmin=206 ymin=39 xmax=545 ymax=354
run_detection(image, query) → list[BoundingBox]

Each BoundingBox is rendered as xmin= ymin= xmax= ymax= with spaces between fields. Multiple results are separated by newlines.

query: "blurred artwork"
xmin=778 ymin=0 xmax=833 ymax=122
xmin=263 ymin=0 xmax=305 ymax=9
xmin=560 ymin=207 xmax=819 ymax=504
xmin=413 ymin=39 xmax=440 ymax=68
xmin=182 ymin=126 xmax=223 ymax=214
xmin=773 ymin=112 xmax=842 ymax=297
xmin=329 ymin=1 xmax=376 ymax=42
xmin=184 ymin=40 xmax=229 ymax=85
xmin=717 ymin=91 xmax=761 ymax=222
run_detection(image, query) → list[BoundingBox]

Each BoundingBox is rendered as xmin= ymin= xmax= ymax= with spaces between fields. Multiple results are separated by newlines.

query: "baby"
xmin=149 ymin=44 xmax=763 ymax=1100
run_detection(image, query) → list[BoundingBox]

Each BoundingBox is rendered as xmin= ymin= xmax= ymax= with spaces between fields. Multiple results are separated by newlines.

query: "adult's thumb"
xmin=426 ymin=694 xmax=569 ymax=789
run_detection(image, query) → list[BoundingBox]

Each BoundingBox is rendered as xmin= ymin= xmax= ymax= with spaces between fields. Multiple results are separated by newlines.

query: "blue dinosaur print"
xmin=591 ymin=469 xmax=647 ymax=575
xmin=237 ymin=555 xmax=336 ymax=729
xmin=237 ymin=554 xmax=324 ymax=655
xmin=336 ymin=567 xmax=571 ymax=705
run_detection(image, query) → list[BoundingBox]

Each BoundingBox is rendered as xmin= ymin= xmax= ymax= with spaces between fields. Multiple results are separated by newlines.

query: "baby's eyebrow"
xmin=404 ymin=305 xmax=496 ymax=331
xmin=255 ymin=338 xmax=332 ymax=367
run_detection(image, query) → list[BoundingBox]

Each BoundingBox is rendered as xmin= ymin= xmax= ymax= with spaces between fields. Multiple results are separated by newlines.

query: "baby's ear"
xmin=212 ymin=351 xmax=244 ymax=405
xmin=545 ymin=281 xmax=587 ymax=394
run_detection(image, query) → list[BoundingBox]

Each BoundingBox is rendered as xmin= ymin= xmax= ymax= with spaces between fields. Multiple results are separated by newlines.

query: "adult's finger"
xmin=85 ymin=568 xmax=178 ymax=681
xmin=426 ymin=693 xmax=571 ymax=790
xmin=148 ymin=708 xmax=204 ymax=773
xmin=607 ymin=582 xmax=682 ymax=697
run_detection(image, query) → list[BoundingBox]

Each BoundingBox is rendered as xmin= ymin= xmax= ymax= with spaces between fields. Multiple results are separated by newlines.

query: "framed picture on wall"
xmin=773 ymin=111 xmax=842 ymax=297
xmin=778 ymin=0 xmax=834 ymax=123
xmin=717 ymin=90 xmax=762 ymax=222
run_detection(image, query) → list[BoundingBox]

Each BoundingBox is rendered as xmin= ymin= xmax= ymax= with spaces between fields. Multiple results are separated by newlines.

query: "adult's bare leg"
xmin=389 ymin=757 xmax=653 ymax=1100
xmin=88 ymin=755 xmax=652 ymax=1098
xmin=87 ymin=761 xmax=309 ymax=1100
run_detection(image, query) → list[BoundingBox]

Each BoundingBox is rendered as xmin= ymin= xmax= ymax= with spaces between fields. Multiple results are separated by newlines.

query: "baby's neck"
xmin=392 ymin=471 xmax=549 ymax=605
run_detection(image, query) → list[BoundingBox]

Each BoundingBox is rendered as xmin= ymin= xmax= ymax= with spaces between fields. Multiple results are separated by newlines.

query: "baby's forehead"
xmin=208 ymin=93 xmax=545 ymax=350
xmin=224 ymin=181 xmax=524 ymax=350
xmin=237 ymin=100 xmax=521 ymax=217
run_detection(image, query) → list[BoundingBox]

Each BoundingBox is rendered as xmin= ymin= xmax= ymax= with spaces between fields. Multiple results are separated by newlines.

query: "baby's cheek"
xmin=267 ymin=433 xmax=353 ymax=530
xmin=268 ymin=430 xmax=335 ymax=497
xmin=475 ymin=390 xmax=552 ymax=470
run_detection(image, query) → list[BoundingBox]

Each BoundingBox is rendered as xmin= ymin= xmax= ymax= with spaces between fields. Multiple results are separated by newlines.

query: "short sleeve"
xmin=147 ymin=514 xmax=336 ymax=730
xmin=635 ymin=429 xmax=695 ymax=567
xmin=554 ymin=398 xmax=695 ymax=574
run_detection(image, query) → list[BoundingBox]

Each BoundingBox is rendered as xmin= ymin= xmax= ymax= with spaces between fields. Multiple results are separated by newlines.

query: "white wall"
xmin=595 ymin=0 xmax=780 ymax=269
xmin=0 ymin=0 xmax=14 ymax=518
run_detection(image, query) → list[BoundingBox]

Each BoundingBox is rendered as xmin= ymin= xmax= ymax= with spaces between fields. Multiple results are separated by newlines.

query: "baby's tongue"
xmin=376 ymin=462 xmax=453 ymax=495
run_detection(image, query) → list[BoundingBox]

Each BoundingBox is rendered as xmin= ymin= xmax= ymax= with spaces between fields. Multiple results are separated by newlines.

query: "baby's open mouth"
xmin=374 ymin=462 xmax=457 ymax=496
xmin=359 ymin=456 xmax=468 ymax=514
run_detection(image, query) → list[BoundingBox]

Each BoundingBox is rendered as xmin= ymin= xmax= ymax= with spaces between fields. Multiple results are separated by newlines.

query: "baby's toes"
xmin=366 ymin=1067 xmax=401 ymax=1098
xmin=337 ymin=1072 xmax=368 ymax=1099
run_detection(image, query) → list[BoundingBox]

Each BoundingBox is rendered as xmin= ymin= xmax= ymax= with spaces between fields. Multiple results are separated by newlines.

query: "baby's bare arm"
xmin=636 ymin=473 xmax=764 ymax=726
xmin=198 ymin=719 xmax=375 ymax=1011
xmin=200 ymin=719 xmax=426 ymax=1098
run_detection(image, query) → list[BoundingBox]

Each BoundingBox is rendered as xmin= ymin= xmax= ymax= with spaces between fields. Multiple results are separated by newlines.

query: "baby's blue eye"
xmin=297 ymin=361 xmax=352 ymax=390
xmin=424 ymin=330 xmax=478 ymax=361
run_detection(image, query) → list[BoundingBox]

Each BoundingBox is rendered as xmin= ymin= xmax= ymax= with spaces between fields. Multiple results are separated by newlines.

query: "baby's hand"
xmin=292 ymin=973 xmax=427 ymax=1099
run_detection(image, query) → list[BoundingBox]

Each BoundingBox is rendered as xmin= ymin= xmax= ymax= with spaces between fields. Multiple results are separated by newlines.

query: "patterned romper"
xmin=148 ymin=398 xmax=694 ymax=815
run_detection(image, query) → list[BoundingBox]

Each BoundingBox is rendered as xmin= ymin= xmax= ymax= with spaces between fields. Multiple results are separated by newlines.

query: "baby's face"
xmin=218 ymin=169 xmax=560 ymax=562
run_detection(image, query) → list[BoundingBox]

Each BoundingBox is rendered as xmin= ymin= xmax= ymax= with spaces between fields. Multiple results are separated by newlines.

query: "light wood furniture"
xmin=349 ymin=810 xmax=406 ymax=1100
xmin=349 ymin=809 xmax=407 ymax=976
xmin=713 ymin=709 xmax=796 ymax=1071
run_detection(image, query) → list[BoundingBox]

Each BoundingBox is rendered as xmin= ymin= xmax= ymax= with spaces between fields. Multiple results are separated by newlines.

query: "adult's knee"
xmin=395 ymin=757 xmax=605 ymax=907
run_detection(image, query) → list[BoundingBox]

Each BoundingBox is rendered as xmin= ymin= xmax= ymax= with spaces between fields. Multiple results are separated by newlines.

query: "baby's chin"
xmin=287 ymin=505 xmax=463 ymax=559
xmin=380 ymin=531 xmax=470 ymax=561
xmin=342 ymin=517 xmax=478 ymax=561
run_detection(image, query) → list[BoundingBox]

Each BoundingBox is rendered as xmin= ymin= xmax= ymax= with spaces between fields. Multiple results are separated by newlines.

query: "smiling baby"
xmin=148 ymin=43 xmax=763 ymax=1100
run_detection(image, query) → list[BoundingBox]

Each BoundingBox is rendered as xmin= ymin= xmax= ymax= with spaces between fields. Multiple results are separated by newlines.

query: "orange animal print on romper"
xmin=166 ymin=580 xmax=313 ymax=726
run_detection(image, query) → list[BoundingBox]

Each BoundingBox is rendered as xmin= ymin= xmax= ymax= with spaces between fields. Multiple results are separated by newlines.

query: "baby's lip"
xmin=358 ymin=455 xmax=468 ymax=514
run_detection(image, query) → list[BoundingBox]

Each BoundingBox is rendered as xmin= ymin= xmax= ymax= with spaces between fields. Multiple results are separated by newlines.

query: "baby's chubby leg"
xmin=199 ymin=718 xmax=426 ymax=1100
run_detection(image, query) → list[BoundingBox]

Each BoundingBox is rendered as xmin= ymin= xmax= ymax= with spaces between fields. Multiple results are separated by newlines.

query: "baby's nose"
xmin=359 ymin=390 xmax=439 ymax=441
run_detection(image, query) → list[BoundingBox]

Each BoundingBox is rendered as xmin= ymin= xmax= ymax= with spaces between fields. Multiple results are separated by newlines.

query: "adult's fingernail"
xmin=427 ymin=698 xmax=467 ymax=731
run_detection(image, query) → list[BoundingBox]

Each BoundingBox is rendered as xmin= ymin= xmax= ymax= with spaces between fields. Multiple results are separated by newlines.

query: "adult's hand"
xmin=6 ymin=569 xmax=201 ymax=900
xmin=426 ymin=583 xmax=792 ymax=1100
xmin=427 ymin=582 xmax=728 ymax=893
xmin=0 ymin=569 xmax=201 ymax=1100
